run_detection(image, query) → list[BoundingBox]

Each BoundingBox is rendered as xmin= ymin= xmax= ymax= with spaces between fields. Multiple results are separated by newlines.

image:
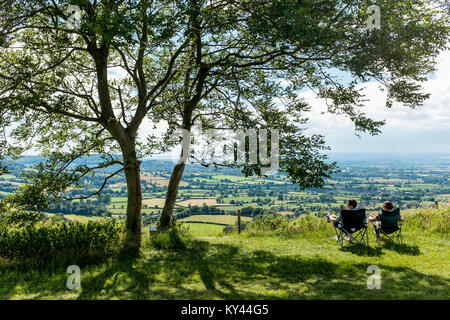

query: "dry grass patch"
xmin=278 ymin=211 xmax=294 ymax=216
xmin=142 ymin=198 xmax=167 ymax=207
xmin=177 ymin=198 xmax=220 ymax=207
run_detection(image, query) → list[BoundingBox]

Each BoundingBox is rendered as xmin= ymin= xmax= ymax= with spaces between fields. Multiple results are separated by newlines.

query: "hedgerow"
xmin=0 ymin=208 xmax=125 ymax=267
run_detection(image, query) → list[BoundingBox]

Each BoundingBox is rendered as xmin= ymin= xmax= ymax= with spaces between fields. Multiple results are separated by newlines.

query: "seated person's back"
xmin=369 ymin=201 xmax=403 ymax=234
xmin=327 ymin=199 xmax=359 ymax=227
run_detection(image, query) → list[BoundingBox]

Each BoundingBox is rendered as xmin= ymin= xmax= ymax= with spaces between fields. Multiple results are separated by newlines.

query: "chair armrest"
xmin=363 ymin=215 xmax=370 ymax=226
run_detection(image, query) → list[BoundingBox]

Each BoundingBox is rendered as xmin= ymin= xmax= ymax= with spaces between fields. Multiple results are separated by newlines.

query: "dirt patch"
xmin=141 ymin=173 xmax=188 ymax=187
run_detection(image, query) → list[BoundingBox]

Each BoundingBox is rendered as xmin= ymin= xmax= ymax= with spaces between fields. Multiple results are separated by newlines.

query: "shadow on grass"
xmin=340 ymin=245 xmax=383 ymax=257
xmin=0 ymin=232 xmax=447 ymax=300
xmin=374 ymin=240 xmax=421 ymax=256
xmin=331 ymin=235 xmax=419 ymax=257
xmin=74 ymin=232 xmax=448 ymax=299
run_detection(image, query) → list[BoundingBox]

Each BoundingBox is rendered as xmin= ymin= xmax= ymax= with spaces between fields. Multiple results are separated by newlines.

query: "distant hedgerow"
xmin=404 ymin=207 xmax=450 ymax=235
xmin=245 ymin=213 xmax=330 ymax=234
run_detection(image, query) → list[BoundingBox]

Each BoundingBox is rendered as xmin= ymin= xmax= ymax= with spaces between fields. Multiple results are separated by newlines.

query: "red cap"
xmin=383 ymin=201 xmax=394 ymax=210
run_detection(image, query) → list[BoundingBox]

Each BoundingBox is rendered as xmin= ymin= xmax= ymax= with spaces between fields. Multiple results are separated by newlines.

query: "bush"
xmin=0 ymin=207 xmax=45 ymax=227
xmin=245 ymin=213 xmax=329 ymax=234
xmin=147 ymin=221 xmax=193 ymax=250
xmin=404 ymin=207 xmax=450 ymax=235
xmin=0 ymin=210 xmax=125 ymax=266
xmin=245 ymin=215 xmax=290 ymax=233
xmin=244 ymin=208 xmax=450 ymax=236
xmin=289 ymin=214 xmax=329 ymax=233
xmin=223 ymin=225 xmax=235 ymax=234
xmin=223 ymin=221 xmax=248 ymax=234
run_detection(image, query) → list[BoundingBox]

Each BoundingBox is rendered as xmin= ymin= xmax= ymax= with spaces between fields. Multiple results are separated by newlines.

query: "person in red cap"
xmin=369 ymin=201 xmax=403 ymax=235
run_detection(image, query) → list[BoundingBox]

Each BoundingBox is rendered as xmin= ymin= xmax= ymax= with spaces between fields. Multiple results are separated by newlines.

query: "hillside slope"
xmin=0 ymin=208 xmax=449 ymax=299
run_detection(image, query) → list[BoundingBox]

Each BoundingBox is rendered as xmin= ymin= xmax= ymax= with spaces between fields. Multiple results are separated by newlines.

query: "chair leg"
xmin=334 ymin=228 xmax=343 ymax=248
xmin=338 ymin=233 xmax=344 ymax=248
xmin=366 ymin=229 xmax=369 ymax=254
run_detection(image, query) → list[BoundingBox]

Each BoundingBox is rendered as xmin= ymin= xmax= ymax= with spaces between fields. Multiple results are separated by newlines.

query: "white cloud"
xmin=302 ymin=50 xmax=450 ymax=152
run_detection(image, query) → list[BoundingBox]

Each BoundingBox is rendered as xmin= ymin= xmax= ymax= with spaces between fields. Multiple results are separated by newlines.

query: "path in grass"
xmin=1 ymin=227 xmax=448 ymax=300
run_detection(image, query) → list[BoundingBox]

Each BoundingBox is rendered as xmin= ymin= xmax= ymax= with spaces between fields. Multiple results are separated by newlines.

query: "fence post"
xmin=237 ymin=209 xmax=241 ymax=234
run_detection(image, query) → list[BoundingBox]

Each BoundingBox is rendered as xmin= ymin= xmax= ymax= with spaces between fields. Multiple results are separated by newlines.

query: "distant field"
xmin=110 ymin=196 xmax=230 ymax=208
xmin=278 ymin=211 xmax=294 ymax=216
xmin=45 ymin=214 xmax=104 ymax=222
xmin=141 ymin=173 xmax=189 ymax=187
xmin=183 ymin=222 xmax=225 ymax=236
xmin=180 ymin=214 xmax=252 ymax=225
xmin=177 ymin=197 xmax=221 ymax=207
xmin=0 ymin=181 xmax=22 ymax=186
xmin=220 ymin=205 xmax=249 ymax=212
xmin=142 ymin=198 xmax=166 ymax=207
xmin=0 ymin=174 xmax=15 ymax=179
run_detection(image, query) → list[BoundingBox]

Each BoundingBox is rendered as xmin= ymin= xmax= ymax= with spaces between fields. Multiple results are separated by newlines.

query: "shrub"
xmin=245 ymin=215 xmax=290 ymax=233
xmin=245 ymin=213 xmax=330 ymax=234
xmin=0 ymin=212 xmax=125 ymax=267
xmin=404 ymin=207 xmax=450 ymax=235
xmin=147 ymin=221 xmax=193 ymax=250
xmin=289 ymin=214 xmax=329 ymax=233
xmin=223 ymin=221 xmax=248 ymax=234
xmin=223 ymin=225 xmax=235 ymax=234
xmin=0 ymin=207 xmax=45 ymax=227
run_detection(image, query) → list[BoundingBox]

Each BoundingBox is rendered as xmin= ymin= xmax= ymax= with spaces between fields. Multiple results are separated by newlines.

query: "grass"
xmin=184 ymin=223 xmax=225 ymax=236
xmin=0 ymin=208 xmax=448 ymax=300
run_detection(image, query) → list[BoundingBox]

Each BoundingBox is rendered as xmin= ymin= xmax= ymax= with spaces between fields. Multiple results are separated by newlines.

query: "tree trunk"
xmin=159 ymin=161 xmax=186 ymax=230
xmin=122 ymin=146 xmax=142 ymax=252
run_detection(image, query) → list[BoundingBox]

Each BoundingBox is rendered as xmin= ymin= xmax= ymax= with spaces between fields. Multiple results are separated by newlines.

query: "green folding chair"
xmin=375 ymin=208 xmax=403 ymax=245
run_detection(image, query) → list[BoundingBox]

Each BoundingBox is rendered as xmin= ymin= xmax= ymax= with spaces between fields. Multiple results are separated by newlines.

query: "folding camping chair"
xmin=375 ymin=208 xmax=403 ymax=245
xmin=333 ymin=209 xmax=369 ymax=249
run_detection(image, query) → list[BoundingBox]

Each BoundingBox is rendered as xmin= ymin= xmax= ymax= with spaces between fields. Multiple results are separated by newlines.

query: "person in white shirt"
xmin=326 ymin=199 xmax=358 ymax=226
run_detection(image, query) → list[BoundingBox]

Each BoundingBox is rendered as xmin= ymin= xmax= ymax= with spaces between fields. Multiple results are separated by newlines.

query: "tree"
xmin=149 ymin=0 xmax=449 ymax=228
xmin=0 ymin=0 xmax=190 ymax=251
xmin=0 ymin=1 xmax=449 ymax=249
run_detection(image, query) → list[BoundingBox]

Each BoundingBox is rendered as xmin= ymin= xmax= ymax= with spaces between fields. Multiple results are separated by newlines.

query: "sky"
xmin=301 ymin=50 xmax=450 ymax=154
xmin=19 ymin=47 xmax=450 ymax=157
xmin=144 ymin=49 xmax=450 ymax=159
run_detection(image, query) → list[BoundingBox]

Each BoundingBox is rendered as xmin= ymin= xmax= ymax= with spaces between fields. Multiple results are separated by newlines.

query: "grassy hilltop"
xmin=0 ymin=207 xmax=448 ymax=300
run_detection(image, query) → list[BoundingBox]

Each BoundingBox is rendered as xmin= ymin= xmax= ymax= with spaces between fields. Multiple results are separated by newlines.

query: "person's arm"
xmin=368 ymin=213 xmax=379 ymax=222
